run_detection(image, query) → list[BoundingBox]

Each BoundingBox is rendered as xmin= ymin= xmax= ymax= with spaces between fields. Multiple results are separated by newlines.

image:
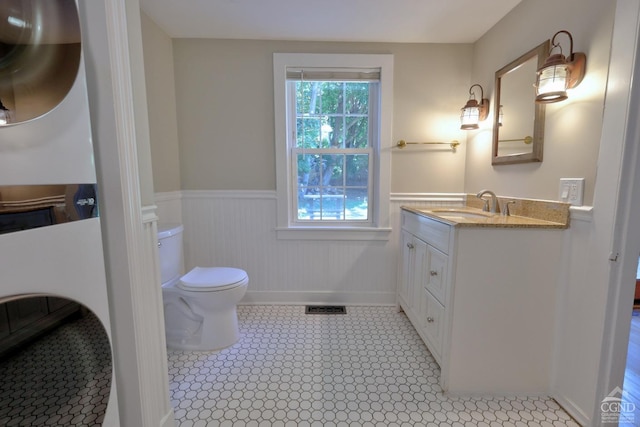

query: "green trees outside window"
xmin=294 ymin=81 xmax=372 ymax=221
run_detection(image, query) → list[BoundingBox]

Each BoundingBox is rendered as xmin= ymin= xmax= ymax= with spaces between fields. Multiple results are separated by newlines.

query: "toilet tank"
xmin=157 ymin=223 xmax=184 ymax=286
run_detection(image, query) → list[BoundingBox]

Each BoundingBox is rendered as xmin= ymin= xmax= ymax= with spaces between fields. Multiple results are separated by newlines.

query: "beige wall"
xmin=141 ymin=13 xmax=181 ymax=193
xmin=144 ymin=0 xmax=614 ymax=202
xmin=125 ymin=1 xmax=155 ymax=206
xmin=171 ymin=39 xmax=472 ymax=192
xmin=391 ymin=43 xmax=472 ymax=193
xmin=465 ymin=0 xmax=615 ymax=205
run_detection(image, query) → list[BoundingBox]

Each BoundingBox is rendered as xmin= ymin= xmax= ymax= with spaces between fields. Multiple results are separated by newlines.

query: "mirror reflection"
xmin=492 ymin=41 xmax=549 ymax=165
xmin=0 ymin=184 xmax=99 ymax=235
xmin=0 ymin=0 xmax=81 ymax=125
xmin=0 ymin=295 xmax=112 ymax=426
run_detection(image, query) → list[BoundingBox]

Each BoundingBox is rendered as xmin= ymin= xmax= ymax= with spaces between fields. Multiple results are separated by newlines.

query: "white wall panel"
xmin=551 ymin=209 xmax=594 ymax=425
xmin=167 ymin=191 xmax=463 ymax=305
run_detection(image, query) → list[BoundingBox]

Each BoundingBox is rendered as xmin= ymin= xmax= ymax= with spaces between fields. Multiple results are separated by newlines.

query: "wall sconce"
xmin=460 ymin=84 xmax=490 ymax=130
xmin=535 ymin=30 xmax=586 ymax=103
xmin=0 ymin=99 xmax=11 ymax=125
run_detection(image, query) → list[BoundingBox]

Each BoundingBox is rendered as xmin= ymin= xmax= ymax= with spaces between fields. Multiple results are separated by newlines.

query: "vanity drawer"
xmin=402 ymin=211 xmax=451 ymax=254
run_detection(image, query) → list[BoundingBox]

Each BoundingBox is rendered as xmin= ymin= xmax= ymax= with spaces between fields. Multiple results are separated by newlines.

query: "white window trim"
xmin=273 ymin=53 xmax=393 ymax=241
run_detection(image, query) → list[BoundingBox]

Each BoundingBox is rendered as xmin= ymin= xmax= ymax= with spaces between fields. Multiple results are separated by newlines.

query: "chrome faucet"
xmin=502 ymin=200 xmax=516 ymax=216
xmin=476 ymin=189 xmax=498 ymax=213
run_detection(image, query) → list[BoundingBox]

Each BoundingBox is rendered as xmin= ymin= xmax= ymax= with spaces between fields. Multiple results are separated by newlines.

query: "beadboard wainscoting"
xmin=154 ymin=191 xmax=464 ymax=306
xmin=551 ymin=205 xmax=595 ymax=426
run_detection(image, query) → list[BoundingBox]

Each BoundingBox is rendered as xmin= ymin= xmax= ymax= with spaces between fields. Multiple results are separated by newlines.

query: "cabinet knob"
xmin=427 ymin=317 xmax=435 ymax=323
xmin=430 ymin=270 xmax=438 ymax=276
xmin=406 ymin=243 xmax=414 ymax=249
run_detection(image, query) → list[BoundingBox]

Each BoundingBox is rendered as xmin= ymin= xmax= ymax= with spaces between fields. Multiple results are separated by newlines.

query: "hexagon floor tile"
xmin=0 ymin=312 xmax=112 ymax=426
xmin=167 ymin=305 xmax=580 ymax=427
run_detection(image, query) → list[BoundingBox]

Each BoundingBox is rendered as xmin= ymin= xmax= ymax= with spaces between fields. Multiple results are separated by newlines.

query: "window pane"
xmin=296 ymin=118 xmax=321 ymax=148
xmin=322 ymin=154 xmax=344 ymax=187
xmin=345 ymin=83 xmax=369 ymax=115
xmin=290 ymin=77 xmax=376 ymax=224
xmin=345 ymin=188 xmax=368 ymax=220
xmin=296 ymin=81 xmax=321 ymax=115
xmin=321 ymin=188 xmax=344 ymax=220
xmin=297 ymin=187 xmax=346 ymax=220
xmin=320 ymin=82 xmax=344 ymax=115
xmin=345 ymin=117 xmax=368 ymax=148
xmin=346 ymin=154 xmax=369 ymax=186
xmin=298 ymin=154 xmax=321 ymax=187
xmin=325 ymin=116 xmax=344 ymax=148
xmin=298 ymin=186 xmax=318 ymax=220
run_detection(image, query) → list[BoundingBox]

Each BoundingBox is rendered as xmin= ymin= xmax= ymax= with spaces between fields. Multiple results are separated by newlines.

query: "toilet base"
xmin=165 ymin=304 xmax=240 ymax=351
xmin=162 ymin=278 xmax=248 ymax=351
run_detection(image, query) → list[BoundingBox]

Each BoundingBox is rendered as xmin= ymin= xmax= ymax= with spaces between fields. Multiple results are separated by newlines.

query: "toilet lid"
xmin=178 ymin=267 xmax=248 ymax=292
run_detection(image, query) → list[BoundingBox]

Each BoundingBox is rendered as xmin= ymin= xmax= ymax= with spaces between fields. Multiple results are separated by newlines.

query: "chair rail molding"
xmin=390 ymin=192 xmax=466 ymax=203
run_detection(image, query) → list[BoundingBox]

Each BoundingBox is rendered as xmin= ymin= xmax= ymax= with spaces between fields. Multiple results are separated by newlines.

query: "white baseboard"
xmin=241 ymin=290 xmax=396 ymax=306
xmin=159 ymin=409 xmax=176 ymax=427
xmin=552 ymin=393 xmax=589 ymax=426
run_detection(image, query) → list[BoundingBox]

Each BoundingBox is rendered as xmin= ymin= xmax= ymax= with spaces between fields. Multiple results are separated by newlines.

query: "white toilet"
xmin=157 ymin=223 xmax=248 ymax=351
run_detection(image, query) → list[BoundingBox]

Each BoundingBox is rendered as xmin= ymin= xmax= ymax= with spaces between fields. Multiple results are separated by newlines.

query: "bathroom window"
xmin=291 ymin=79 xmax=374 ymax=222
xmin=273 ymin=54 xmax=393 ymax=240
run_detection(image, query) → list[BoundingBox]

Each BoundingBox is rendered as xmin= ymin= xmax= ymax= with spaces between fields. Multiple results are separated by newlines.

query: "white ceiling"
xmin=140 ymin=0 xmax=523 ymax=43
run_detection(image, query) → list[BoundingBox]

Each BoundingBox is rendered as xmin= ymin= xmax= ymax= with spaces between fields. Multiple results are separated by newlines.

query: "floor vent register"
xmin=304 ymin=305 xmax=347 ymax=315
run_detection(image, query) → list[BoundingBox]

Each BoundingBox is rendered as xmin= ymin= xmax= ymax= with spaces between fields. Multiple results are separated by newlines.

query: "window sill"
xmin=275 ymin=226 xmax=392 ymax=241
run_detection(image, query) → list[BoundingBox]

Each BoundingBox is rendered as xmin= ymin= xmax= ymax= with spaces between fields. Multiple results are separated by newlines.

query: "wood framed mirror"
xmin=492 ymin=40 xmax=549 ymax=165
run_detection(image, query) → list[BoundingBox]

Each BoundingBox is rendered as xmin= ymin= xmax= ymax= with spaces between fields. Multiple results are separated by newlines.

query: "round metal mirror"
xmin=0 ymin=0 xmax=81 ymax=125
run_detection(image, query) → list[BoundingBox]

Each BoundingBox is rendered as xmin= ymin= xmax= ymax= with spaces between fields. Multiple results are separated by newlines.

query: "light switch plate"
xmin=559 ymin=178 xmax=585 ymax=206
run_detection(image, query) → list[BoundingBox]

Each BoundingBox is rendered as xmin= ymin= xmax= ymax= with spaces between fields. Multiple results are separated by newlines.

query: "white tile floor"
xmin=0 ymin=312 xmax=112 ymax=426
xmin=167 ymin=305 xmax=579 ymax=427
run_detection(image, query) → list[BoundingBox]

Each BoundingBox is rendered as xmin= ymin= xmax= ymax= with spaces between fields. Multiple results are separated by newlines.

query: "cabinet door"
xmin=47 ymin=297 xmax=72 ymax=312
xmin=7 ymin=297 xmax=49 ymax=332
xmin=399 ymin=231 xmax=415 ymax=308
xmin=0 ymin=305 xmax=9 ymax=339
xmin=426 ymin=246 xmax=448 ymax=305
xmin=421 ymin=288 xmax=445 ymax=362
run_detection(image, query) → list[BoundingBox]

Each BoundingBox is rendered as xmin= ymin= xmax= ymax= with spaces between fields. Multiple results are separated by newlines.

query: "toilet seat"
xmin=178 ymin=267 xmax=248 ymax=292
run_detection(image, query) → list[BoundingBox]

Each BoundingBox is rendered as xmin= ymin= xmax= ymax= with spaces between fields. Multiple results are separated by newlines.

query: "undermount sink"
xmin=427 ymin=209 xmax=493 ymax=219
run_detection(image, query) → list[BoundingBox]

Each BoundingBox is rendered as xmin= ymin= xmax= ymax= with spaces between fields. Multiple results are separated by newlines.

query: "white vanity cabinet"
xmin=398 ymin=208 xmax=563 ymax=395
xmin=398 ymin=212 xmax=451 ymax=364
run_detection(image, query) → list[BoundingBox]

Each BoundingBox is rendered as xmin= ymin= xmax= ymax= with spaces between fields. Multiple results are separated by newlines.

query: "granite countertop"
xmin=402 ymin=197 xmax=570 ymax=229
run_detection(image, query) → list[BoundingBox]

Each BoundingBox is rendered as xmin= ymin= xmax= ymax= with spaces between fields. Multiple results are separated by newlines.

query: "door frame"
xmin=594 ymin=0 xmax=640 ymax=424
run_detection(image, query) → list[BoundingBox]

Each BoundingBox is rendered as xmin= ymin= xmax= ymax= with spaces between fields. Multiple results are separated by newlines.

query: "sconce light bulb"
xmin=535 ymin=30 xmax=587 ymax=103
xmin=0 ymin=99 xmax=10 ymax=125
xmin=0 ymin=110 xmax=8 ymax=126
xmin=461 ymin=111 xmax=480 ymax=130
xmin=460 ymin=84 xmax=489 ymax=130
xmin=536 ymin=60 xmax=569 ymax=103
